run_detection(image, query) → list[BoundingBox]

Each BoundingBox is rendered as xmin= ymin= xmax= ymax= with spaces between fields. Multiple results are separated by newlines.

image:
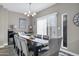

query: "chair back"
xmin=14 ymin=34 xmax=21 ymax=50
xmin=43 ymin=35 xmax=49 ymax=40
xmin=14 ymin=34 xmax=22 ymax=55
xmin=48 ymin=37 xmax=62 ymax=56
xmin=35 ymin=34 xmax=42 ymax=39
xmin=14 ymin=34 xmax=18 ymax=48
xmin=19 ymin=36 xmax=28 ymax=56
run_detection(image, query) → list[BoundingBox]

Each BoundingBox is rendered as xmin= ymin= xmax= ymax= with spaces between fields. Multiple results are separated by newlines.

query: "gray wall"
xmin=33 ymin=3 xmax=79 ymax=54
xmin=0 ymin=6 xmax=8 ymax=46
xmin=8 ymin=11 xmax=30 ymax=32
xmin=0 ymin=6 xmax=30 ymax=47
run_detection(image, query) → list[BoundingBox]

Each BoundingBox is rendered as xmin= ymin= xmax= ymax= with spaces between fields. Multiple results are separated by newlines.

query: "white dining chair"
xmin=19 ymin=36 xmax=29 ymax=56
xmin=14 ymin=34 xmax=22 ymax=55
xmin=41 ymin=37 xmax=62 ymax=56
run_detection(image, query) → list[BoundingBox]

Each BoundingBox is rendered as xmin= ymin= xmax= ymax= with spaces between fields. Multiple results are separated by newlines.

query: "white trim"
xmin=0 ymin=45 xmax=5 ymax=48
xmin=0 ymin=43 xmax=8 ymax=48
xmin=3 ymin=43 xmax=8 ymax=46
xmin=61 ymin=13 xmax=68 ymax=49
xmin=60 ymin=48 xmax=79 ymax=56
xmin=37 ymin=12 xmax=58 ymax=20
xmin=61 ymin=47 xmax=67 ymax=50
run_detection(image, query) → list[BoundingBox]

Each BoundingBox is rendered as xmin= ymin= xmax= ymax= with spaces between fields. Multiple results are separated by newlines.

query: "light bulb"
xmin=27 ymin=14 xmax=30 ymax=17
xmin=33 ymin=12 xmax=36 ymax=16
xmin=32 ymin=14 xmax=34 ymax=17
xmin=24 ymin=12 xmax=27 ymax=15
xmin=28 ymin=11 xmax=31 ymax=14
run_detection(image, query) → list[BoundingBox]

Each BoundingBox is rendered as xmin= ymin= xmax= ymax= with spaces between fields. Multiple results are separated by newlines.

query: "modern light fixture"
xmin=24 ymin=3 xmax=37 ymax=17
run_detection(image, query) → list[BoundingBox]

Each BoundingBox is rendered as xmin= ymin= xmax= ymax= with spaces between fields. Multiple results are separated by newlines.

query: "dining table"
xmin=18 ymin=33 xmax=49 ymax=56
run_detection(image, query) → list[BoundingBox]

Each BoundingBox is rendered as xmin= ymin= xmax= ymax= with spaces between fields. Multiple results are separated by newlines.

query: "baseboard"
xmin=60 ymin=48 xmax=79 ymax=56
xmin=0 ymin=45 xmax=5 ymax=48
xmin=3 ymin=43 xmax=8 ymax=46
xmin=0 ymin=43 xmax=8 ymax=48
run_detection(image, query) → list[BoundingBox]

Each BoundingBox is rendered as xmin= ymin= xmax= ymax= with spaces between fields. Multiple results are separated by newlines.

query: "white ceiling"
xmin=0 ymin=3 xmax=55 ymax=14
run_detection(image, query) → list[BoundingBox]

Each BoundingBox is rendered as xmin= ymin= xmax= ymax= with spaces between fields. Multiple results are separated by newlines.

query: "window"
xmin=37 ymin=19 xmax=47 ymax=35
xmin=19 ymin=18 xmax=26 ymax=29
xmin=47 ymin=13 xmax=57 ymax=38
xmin=61 ymin=13 xmax=67 ymax=49
xmin=37 ymin=12 xmax=57 ymax=39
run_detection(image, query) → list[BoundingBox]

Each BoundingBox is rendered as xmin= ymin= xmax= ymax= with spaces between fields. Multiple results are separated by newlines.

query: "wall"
xmin=33 ymin=3 xmax=79 ymax=54
xmin=0 ymin=6 xmax=30 ymax=47
xmin=0 ymin=6 xmax=8 ymax=47
xmin=8 ymin=11 xmax=30 ymax=32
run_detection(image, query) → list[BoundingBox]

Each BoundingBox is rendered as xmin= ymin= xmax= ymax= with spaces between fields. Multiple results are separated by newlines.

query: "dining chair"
xmin=14 ymin=34 xmax=22 ymax=55
xmin=19 ymin=36 xmax=29 ymax=56
xmin=43 ymin=35 xmax=49 ymax=40
xmin=40 ymin=37 xmax=62 ymax=56
xmin=35 ymin=34 xmax=42 ymax=39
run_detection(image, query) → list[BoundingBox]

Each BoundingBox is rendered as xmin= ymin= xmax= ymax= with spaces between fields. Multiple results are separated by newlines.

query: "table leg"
xmin=34 ymin=47 xmax=39 ymax=56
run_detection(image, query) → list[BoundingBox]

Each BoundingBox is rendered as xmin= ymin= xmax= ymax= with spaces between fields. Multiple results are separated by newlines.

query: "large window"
xmin=37 ymin=19 xmax=47 ymax=35
xmin=37 ymin=12 xmax=57 ymax=38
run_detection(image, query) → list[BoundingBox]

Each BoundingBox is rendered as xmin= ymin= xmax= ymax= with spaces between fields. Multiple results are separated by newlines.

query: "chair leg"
xmin=22 ymin=53 xmax=25 ymax=56
xmin=21 ymin=50 xmax=23 ymax=56
xmin=21 ymin=51 xmax=25 ymax=56
xmin=16 ymin=47 xmax=19 ymax=56
xmin=34 ymin=47 xmax=39 ymax=56
xmin=17 ymin=48 xmax=20 ymax=56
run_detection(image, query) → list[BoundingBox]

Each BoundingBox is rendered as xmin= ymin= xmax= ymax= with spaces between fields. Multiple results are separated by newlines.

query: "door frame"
xmin=61 ymin=13 xmax=68 ymax=49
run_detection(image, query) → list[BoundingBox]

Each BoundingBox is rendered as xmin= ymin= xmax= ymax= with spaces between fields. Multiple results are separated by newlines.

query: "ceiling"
xmin=0 ymin=3 xmax=55 ymax=14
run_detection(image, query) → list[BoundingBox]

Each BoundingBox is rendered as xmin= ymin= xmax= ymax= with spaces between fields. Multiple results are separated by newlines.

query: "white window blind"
xmin=37 ymin=19 xmax=47 ymax=35
xmin=47 ymin=13 xmax=57 ymax=38
xmin=37 ymin=12 xmax=57 ymax=38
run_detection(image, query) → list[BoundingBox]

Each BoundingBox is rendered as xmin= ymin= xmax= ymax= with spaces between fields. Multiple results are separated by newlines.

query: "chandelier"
xmin=24 ymin=3 xmax=37 ymax=17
